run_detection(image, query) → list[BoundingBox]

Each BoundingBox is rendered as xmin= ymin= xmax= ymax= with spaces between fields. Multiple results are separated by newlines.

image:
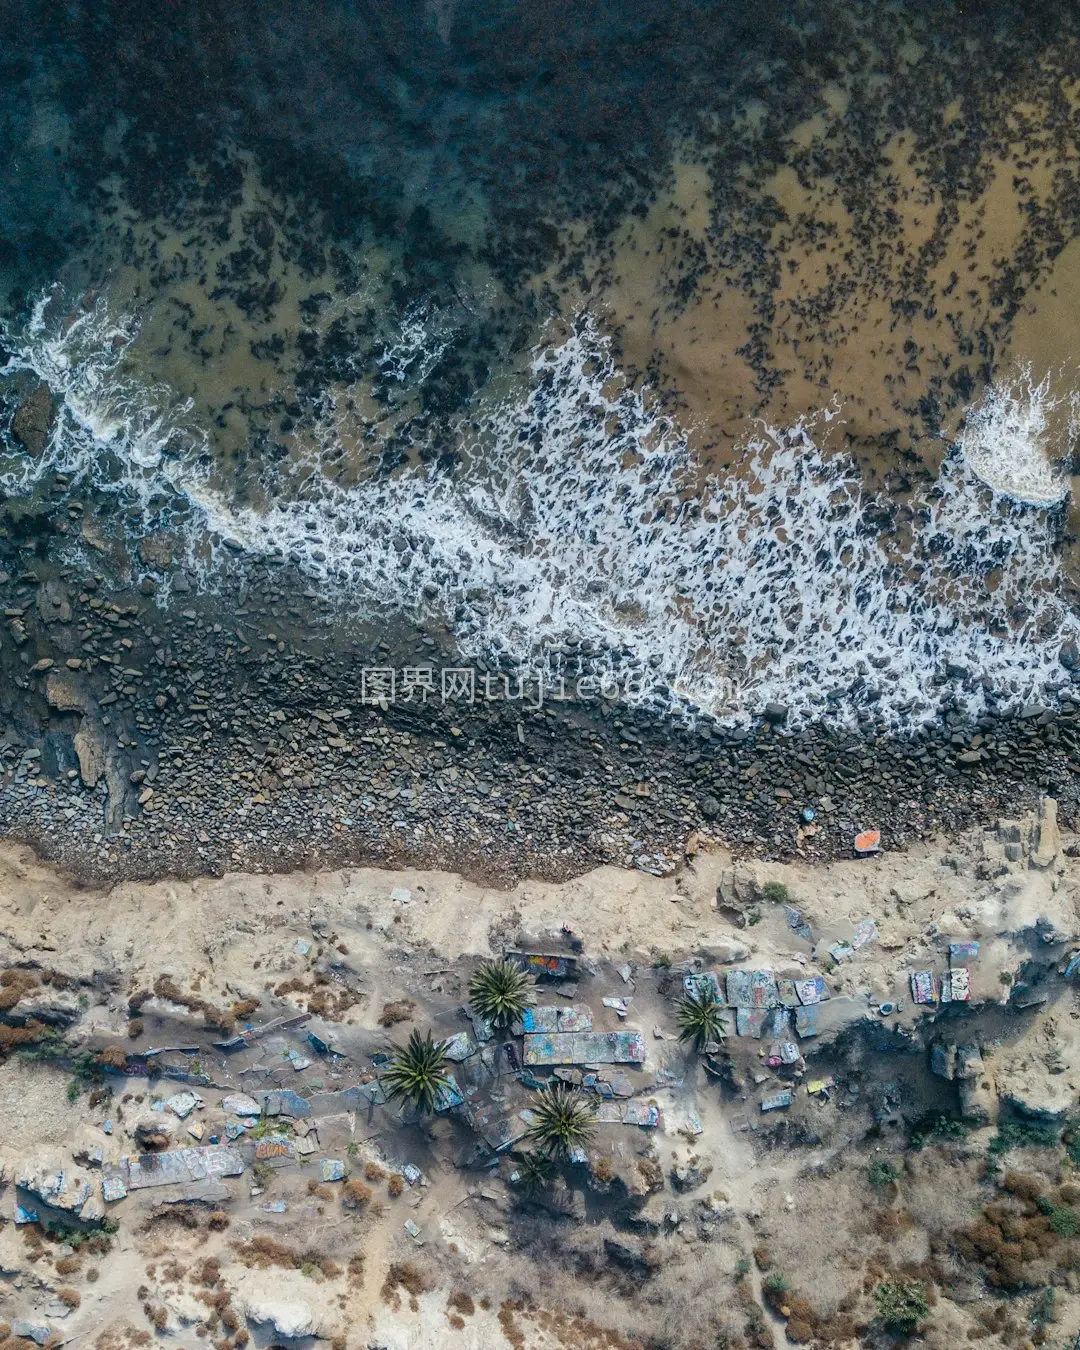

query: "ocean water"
xmin=3 ymin=0 xmax=1080 ymax=732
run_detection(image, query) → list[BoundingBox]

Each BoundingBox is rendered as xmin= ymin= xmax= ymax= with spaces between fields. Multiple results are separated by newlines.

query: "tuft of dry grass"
xmin=342 ymin=1180 xmax=372 ymax=1209
xmin=378 ymin=999 xmax=415 ymax=1027
xmin=0 ymin=967 xmax=39 ymax=1009
xmin=233 ymin=1237 xmax=339 ymax=1280
xmin=381 ymin=1261 xmax=434 ymax=1310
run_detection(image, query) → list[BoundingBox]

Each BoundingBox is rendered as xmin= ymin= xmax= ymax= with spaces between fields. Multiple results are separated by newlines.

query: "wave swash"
xmin=2 ymin=291 xmax=1078 ymax=730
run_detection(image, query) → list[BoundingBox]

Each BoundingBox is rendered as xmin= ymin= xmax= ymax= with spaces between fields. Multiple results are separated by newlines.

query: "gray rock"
xmin=12 ymin=383 xmax=55 ymax=455
xmin=46 ymin=669 xmax=96 ymax=716
xmin=12 ymin=1320 xmax=54 ymax=1346
xmin=138 ymin=533 xmax=177 ymax=571
xmin=74 ymin=720 xmax=107 ymax=789
xmin=16 ymin=1153 xmax=94 ymax=1215
xmin=1031 ymin=796 xmax=1060 ymax=869
xmin=243 ymin=1300 xmax=319 ymax=1339
xmin=959 ymin=1076 xmax=995 ymax=1126
xmin=699 ymin=794 xmax=720 ymax=820
xmin=696 ymin=932 xmax=751 ymax=965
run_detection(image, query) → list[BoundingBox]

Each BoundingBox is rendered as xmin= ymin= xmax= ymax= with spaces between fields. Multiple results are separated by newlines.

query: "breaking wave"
xmin=2 ymin=289 xmax=1078 ymax=728
xmin=957 ymin=365 xmax=1074 ymax=506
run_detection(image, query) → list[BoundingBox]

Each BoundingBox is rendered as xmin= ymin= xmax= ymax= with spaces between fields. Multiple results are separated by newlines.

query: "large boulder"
xmin=165 ymin=1292 xmax=209 ymax=1329
xmin=243 ymin=1300 xmax=319 ymax=1339
xmin=45 ymin=670 xmax=97 ymax=716
xmin=959 ymin=1076 xmax=996 ymax=1126
xmin=694 ymin=931 xmax=751 ymax=966
xmin=16 ymin=1152 xmax=99 ymax=1219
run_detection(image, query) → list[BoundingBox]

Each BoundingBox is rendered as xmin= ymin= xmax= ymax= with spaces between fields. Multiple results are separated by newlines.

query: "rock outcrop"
xmin=11 ymin=383 xmax=55 ymax=455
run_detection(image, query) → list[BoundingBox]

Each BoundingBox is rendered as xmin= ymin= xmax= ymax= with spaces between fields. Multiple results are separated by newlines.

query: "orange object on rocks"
xmin=854 ymin=828 xmax=881 ymax=855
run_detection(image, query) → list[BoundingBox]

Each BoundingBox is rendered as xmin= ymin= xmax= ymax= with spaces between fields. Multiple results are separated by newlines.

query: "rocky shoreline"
xmin=1 ymin=527 xmax=1080 ymax=888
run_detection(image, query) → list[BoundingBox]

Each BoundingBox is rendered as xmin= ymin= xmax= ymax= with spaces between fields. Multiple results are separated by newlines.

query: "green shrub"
xmin=762 ymin=882 xmax=789 ymax=903
xmin=908 ymin=1111 xmax=968 ymax=1150
xmin=1050 ymin=1205 xmax=1080 ymax=1238
xmin=868 ymin=1159 xmax=900 ymax=1188
xmin=873 ymin=1280 xmax=929 ymax=1334
xmin=988 ymin=1121 xmax=1059 ymax=1156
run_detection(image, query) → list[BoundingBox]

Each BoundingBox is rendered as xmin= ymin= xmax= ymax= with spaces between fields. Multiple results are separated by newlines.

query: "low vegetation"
xmin=525 ymin=1085 xmax=597 ymax=1158
xmin=468 ymin=959 xmax=533 ymax=1028
xmin=873 ymin=1279 xmax=929 ymax=1334
xmin=675 ymin=985 xmax=728 ymax=1052
xmin=382 ymin=1029 xmax=452 ymax=1115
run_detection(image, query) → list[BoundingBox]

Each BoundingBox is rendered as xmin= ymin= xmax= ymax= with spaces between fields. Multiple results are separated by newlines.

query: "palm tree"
xmin=514 ymin=1149 xmax=555 ymax=1194
xmin=468 ymin=959 xmax=533 ymax=1029
xmin=676 ymin=986 xmax=729 ymax=1052
xmin=525 ymin=1085 xmax=596 ymax=1158
xmin=383 ymin=1028 xmax=453 ymax=1115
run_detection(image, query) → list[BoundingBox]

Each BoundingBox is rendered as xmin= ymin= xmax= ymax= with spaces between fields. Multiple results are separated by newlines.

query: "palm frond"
xmin=676 ymin=987 xmax=728 ymax=1052
xmin=525 ymin=1085 xmax=597 ymax=1158
xmin=514 ymin=1149 xmax=555 ymax=1194
xmin=468 ymin=959 xmax=534 ymax=1029
xmin=382 ymin=1028 xmax=452 ymax=1115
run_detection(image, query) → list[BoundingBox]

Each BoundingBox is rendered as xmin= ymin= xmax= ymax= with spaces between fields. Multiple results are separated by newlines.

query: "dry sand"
xmin=1 ymin=806 xmax=1079 ymax=1348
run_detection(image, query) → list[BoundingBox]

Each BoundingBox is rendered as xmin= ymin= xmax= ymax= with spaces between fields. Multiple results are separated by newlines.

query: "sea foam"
xmin=2 ymin=293 xmax=1077 ymax=728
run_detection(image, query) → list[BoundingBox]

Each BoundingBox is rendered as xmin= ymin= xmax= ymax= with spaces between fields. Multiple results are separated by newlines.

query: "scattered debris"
xmin=165 ymin=1091 xmax=201 ymax=1119
xmin=12 ymin=1321 xmax=53 ymax=1346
